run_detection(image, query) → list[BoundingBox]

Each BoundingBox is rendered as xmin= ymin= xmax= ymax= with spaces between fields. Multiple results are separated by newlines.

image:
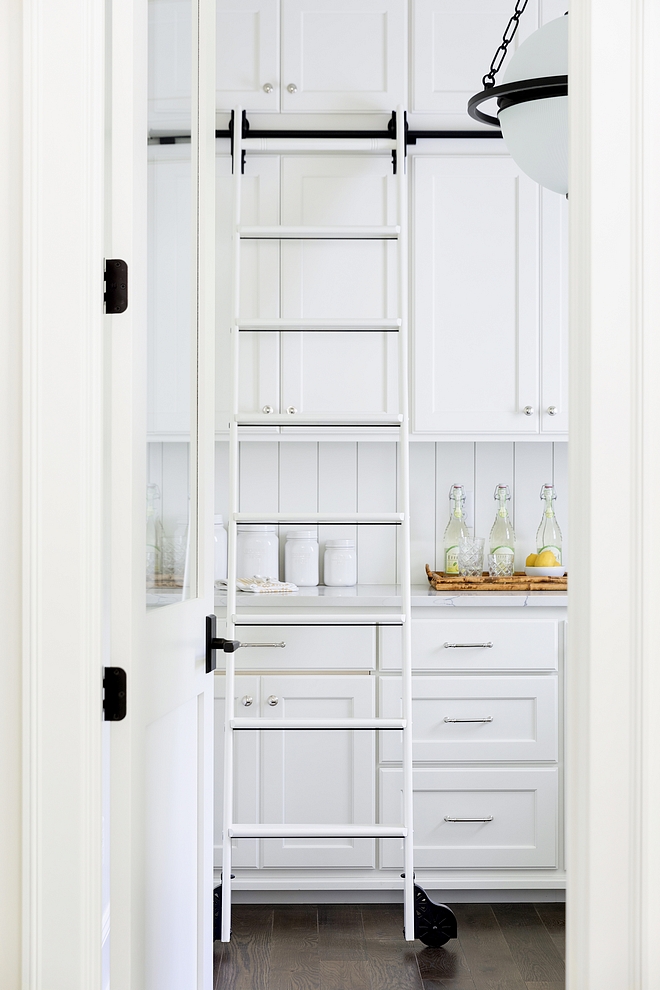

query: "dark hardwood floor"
xmin=213 ymin=901 xmax=565 ymax=990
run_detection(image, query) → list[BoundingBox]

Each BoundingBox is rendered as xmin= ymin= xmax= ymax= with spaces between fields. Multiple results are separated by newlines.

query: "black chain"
xmin=482 ymin=0 xmax=530 ymax=89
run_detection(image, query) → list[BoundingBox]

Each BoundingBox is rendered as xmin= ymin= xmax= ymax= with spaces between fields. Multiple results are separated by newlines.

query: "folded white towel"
xmin=216 ymin=576 xmax=299 ymax=594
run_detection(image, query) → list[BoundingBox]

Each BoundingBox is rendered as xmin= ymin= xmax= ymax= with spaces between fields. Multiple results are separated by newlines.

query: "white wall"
xmin=207 ymin=439 xmax=569 ymax=581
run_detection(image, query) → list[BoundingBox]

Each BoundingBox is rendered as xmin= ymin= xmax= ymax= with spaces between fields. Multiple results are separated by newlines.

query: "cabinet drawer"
xmin=224 ymin=622 xmax=376 ymax=669
xmin=380 ymin=767 xmax=558 ymax=869
xmin=380 ymin=675 xmax=558 ymax=763
xmin=381 ymin=620 xmax=558 ymax=670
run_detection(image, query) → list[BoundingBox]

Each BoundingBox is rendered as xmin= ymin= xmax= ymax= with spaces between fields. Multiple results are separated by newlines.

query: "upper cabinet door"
xmin=541 ymin=188 xmax=568 ymax=434
xmin=281 ymin=0 xmax=406 ymax=112
xmin=412 ymin=151 xmax=540 ymax=435
xmin=216 ymin=0 xmax=280 ymax=111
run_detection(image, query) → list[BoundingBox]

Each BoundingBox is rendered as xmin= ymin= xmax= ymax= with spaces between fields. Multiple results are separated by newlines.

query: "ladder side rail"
xmin=396 ymin=105 xmax=415 ymax=942
xmin=221 ymin=106 xmax=244 ymax=942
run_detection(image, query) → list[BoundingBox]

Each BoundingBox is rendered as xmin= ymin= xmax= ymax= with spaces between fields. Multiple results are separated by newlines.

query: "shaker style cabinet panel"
xmin=214 ymin=676 xmax=261 ymax=869
xmin=217 ymin=0 xmax=281 ymax=111
xmin=379 ymin=766 xmax=558 ymax=869
xmin=412 ymin=153 xmax=541 ymax=435
xmin=260 ymin=676 xmax=376 ymax=868
xmin=281 ymin=0 xmax=406 ymax=112
xmin=279 ymin=156 xmax=399 ymax=418
xmin=216 ymin=155 xmax=281 ymax=428
xmin=410 ymin=0 xmax=569 ymax=124
xmin=379 ymin=674 xmax=559 ymax=763
xmin=541 ymin=187 xmax=569 ymax=433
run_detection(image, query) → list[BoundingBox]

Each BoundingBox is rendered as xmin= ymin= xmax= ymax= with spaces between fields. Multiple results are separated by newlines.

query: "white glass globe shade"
xmin=498 ymin=16 xmax=568 ymax=195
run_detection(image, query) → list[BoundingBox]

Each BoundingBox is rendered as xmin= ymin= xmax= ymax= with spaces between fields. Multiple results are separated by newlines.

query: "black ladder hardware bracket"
xmin=213 ymin=881 xmax=234 ymax=941
xmin=103 ymin=667 xmax=127 ymax=721
xmin=206 ymin=613 xmax=241 ymax=672
xmin=104 ymin=259 xmax=128 ymax=314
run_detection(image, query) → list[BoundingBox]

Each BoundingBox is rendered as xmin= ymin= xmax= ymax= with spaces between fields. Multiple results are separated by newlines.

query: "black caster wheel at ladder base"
xmin=413 ymin=884 xmax=457 ymax=947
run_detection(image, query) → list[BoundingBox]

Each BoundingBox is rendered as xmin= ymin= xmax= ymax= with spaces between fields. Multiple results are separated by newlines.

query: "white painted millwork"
xmin=379 ymin=766 xmax=558 ymax=869
xmin=379 ymin=674 xmax=559 ymax=762
xmin=381 ymin=618 xmax=559 ymax=670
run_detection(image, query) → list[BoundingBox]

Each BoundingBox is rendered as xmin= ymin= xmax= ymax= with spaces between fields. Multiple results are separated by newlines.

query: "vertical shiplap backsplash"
xmin=213 ymin=440 xmax=569 ymax=584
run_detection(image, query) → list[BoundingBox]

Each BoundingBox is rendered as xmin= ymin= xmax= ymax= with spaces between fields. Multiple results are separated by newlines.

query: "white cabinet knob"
xmin=267 ymin=695 xmax=279 ymax=707
xmin=286 ymin=406 xmax=297 ymax=415
xmin=262 ymin=83 xmax=273 ymax=93
xmin=287 ymin=83 xmax=297 ymax=94
xmin=523 ymin=406 xmax=534 ymax=416
xmin=241 ymin=696 xmax=253 ymax=707
xmin=547 ymin=405 xmax=558 ymax=416
xmin=262 ymin=405 xmax=274 ymax=414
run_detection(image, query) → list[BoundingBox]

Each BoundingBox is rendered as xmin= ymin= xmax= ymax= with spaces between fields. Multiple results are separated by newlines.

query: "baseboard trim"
xmin=230 ymin=888 xmax=566 ymax=904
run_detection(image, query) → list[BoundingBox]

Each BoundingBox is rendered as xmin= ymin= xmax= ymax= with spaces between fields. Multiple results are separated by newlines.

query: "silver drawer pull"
xmin=444 ymin=642 xmax=493 ymax=649
xmin=444 ymin=716 xmax=493 ymax=723
xmin=444 ymin=816 xmax=494 ymax=823
xmin=239 ymin=642 xmax=286 ymax=649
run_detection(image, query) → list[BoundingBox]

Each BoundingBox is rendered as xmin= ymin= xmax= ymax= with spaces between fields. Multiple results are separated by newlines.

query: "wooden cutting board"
xmin=425 ymin=564 xmax=567 ymax=592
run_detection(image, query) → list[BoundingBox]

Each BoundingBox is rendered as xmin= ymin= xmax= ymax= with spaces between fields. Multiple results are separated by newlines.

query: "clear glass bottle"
xmin=489 ymin=484 xmax=515 ymax=561
xmin=536 ymin=483 xmax=562 ymax=563
xmin=146 ymin=483 xmax=164 ymax=589
xmin=443 ymin=484 xmax=470 ymax=574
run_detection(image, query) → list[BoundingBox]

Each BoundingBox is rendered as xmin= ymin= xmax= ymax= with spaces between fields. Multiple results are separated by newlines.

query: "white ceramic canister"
xmin=236 ymin=525 xmax=279 ymax=580
xmin=214 ymin=514 xmax=228 ymax=580
xmin=323 ymin=539 xmax=357 ymax=587
xmin=284 ymin=530 xmax=319 ymax=587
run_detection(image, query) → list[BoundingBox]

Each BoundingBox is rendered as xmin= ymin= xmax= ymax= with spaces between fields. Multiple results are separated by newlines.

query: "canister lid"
xmin=214 ymin=514 xmax=224 ymax=524
xmin=237 ymin=524 xmax=276 ymax=532
xmin=325 ymin=539 xmax=355 ymax=548
xmin=286 ymin=530 xmax=317 ymax=540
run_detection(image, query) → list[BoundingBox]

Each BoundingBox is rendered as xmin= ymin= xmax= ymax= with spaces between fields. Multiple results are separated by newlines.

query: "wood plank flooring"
xmin=213 ymin=902 xmax=565 ymax=990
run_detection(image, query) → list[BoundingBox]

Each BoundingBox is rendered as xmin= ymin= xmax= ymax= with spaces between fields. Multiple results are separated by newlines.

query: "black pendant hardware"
xmin=206 ymin=613 xmax=240 ymax=673
xmin=413 ymin=884 xmax=457 ymax=947
xmin=104 ymin=259 xmax=128 ymax=314
xmin=103 ymin=667 xmax=127 ymax=721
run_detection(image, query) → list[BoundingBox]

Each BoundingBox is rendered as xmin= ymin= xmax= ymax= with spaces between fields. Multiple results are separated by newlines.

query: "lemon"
xmin=536 ymin=550 xmax=558 ymax=567
xmin=526 ymin=553 xmax=538 ymax=567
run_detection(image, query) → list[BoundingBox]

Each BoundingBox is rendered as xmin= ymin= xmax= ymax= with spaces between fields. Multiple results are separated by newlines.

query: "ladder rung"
xmin=233 ymin=512 xmax=403 ymax=525
xmin=236 ymin=413 xmax=403 ymax=428
xmin=228 ymin=824 xmax=407 ymax=839
xmin=236 ymin=318 xmax=401 ymax=332
xmin=230 ymin=613 xmax=405 ymax=626
xmin=230 ymin=718 xmax=406 ymax=730
xmin=237 ymin=225 xmax=400 ymax=240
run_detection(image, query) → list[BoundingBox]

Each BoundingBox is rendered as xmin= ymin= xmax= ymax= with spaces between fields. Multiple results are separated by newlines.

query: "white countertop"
xmin=214 ymin=584 xmax=567 ymax=609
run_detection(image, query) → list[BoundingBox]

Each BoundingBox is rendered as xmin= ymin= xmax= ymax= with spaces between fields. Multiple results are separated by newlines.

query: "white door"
xmin=110 ymin=0 xmax=216 ymax=987
xmin=412 ymin=150 xmax=540 ymax=435
xmin=261 ymin=675 xmax=377 ymax=867
xmin=216 ymin=0 xmax=280 ymax=111
xmin=280 ymin=155 xmax=399 ymax=418
xmin=281 ymin=0 xmax=406 ymax=112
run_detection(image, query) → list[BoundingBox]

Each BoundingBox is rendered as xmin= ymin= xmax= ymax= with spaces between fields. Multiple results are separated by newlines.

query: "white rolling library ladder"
xmin=207 ymin=106 xmax=457 ymax=947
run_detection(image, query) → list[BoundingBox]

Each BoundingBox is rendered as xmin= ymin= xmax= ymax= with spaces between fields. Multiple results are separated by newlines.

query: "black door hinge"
xmin=103 ymin=667 xmax=127 ymax=721
xmin=104 ymin=259 xmax=128 ymax=314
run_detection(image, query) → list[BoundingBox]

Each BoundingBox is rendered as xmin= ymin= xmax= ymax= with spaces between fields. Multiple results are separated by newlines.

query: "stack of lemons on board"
xmin=525 ymin=550 xmax=560 ymax=567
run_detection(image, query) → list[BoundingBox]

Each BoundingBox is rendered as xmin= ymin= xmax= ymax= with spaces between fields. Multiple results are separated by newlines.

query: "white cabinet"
xmin=149 ymin=0 xmax=405 ymax=121
xmin=410 ymin=0 xmax=569 ymax=125
xmin=541 ymin=187 xmax=569 ymax=433
xmin=260 ymin=675 xmax=376 ymax=867
xmin=380 ymin=674 xmax=558 ymax=762
xmin=214 ymin=673 xmax=377 ymax=870
xmin=380 ymin=766 xmax=558 ymax=869
xmin=281 ymin=0 xmax=406 ymax=113
xmin=412 ymin=150 xmax=567 ymax=436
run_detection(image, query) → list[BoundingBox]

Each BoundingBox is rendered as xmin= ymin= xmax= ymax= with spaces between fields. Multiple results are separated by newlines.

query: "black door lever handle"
xmin=206 ymin=614 xmax=240 ymax=672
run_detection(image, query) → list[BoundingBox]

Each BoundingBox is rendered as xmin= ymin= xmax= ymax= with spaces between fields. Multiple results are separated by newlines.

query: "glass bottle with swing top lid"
xmin=489 ymin=484 xmax=515 ymax=561
xmin=536 ymin=483 xmax=562 ymax=563
xmin=443 ymin=484 xmax=470 ymax=573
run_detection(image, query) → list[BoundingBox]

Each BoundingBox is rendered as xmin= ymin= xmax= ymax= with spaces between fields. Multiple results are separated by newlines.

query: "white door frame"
xmin=7 ymin=0 xmax=660 ymax=987
xmin=567 ymin=2 xmax=660 ymax=987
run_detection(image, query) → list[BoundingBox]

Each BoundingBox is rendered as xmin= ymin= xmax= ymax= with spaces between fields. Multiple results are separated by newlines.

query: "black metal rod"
xmin=155 ymin=128 xmax=501 ymax=145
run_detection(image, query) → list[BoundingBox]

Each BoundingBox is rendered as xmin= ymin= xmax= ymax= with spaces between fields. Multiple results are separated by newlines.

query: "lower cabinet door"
xmin=380 ymin=766 xmax=558 ymax=869
xmin=379 ymin=675 xmax=558 ymax=763
xmin=214 ymin=675 xmax=261 ymax=869
xmin=260 ymin=675 xmax=376 ymax=869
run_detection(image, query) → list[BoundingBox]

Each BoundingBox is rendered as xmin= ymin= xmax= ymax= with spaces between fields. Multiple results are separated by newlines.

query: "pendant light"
xmin=468 ymin=3 xmax=568 ymax=195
